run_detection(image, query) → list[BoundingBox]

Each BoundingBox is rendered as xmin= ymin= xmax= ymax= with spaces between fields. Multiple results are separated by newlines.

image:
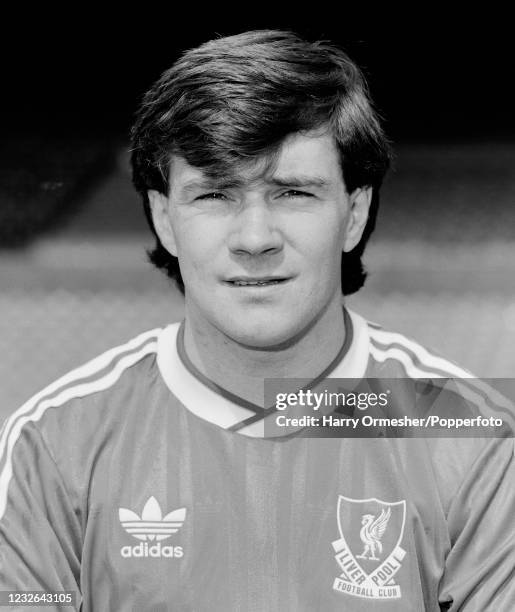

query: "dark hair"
xmin=131 ymin=30 xmax=392 ymax=295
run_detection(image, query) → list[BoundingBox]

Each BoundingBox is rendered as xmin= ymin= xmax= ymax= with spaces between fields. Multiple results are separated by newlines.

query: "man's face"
xmin=149 ymin=131 xmax=371 ymax=349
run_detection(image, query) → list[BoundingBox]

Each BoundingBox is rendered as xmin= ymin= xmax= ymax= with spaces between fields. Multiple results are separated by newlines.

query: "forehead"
xmin=168 ymin=131 xmax=344 ymax=190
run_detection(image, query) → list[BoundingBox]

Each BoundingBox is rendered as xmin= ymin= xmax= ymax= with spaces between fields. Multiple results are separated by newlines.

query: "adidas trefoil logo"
xmin=119 ymin=496 xmax=186 ymax=542
xmin=119 ymin=496 xmax=186 ymax=558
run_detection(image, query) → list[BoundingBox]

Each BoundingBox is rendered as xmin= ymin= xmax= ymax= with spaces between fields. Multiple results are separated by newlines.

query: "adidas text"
xmin=121 ymin=542 xmax=184 ymax=558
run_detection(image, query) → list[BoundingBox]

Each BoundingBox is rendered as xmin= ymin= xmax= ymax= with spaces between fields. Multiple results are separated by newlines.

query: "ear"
xmin=148 ymin=190 xmax=178 ymax=257
xmin=343 ymin=187 xmax=373 ymax=252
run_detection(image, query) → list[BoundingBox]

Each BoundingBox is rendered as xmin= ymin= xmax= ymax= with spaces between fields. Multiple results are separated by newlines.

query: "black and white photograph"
xmin=1 ymin=14 xmax=514 ymax=611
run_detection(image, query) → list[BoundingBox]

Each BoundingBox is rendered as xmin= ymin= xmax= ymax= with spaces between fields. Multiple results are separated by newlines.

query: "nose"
xmin=227 ymin=199 xmax=283 ymax=256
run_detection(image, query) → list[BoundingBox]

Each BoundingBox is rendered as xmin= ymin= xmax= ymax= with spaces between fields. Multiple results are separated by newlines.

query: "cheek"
xmin=173 ymin=221 xmax=223 ymax=279
xmin=301 ymin=223 xmax=346 ymax=267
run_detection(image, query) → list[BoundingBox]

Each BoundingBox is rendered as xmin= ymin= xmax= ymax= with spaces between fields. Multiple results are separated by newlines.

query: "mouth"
xmin=224 ymin=276 xmax=291 ymax=287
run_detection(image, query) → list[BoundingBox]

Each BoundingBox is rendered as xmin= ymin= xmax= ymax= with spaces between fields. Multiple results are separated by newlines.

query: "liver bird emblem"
xmin=356 ymin=507 xmax=391 ymax=561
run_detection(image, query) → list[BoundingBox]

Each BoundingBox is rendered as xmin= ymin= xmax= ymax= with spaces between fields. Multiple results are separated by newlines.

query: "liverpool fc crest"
xmin=332 ymin=495 xmax=406 ymax=600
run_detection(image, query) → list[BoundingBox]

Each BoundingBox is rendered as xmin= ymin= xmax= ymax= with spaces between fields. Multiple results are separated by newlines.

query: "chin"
xmin=219 ymin=318 xmax=305 ymax=351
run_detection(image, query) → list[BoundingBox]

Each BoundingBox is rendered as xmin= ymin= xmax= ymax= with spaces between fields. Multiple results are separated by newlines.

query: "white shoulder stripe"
xmin=369 ymin=343 xmax=468 ymax=379
xmin=369 ymin=325 xmax=515 ymax=411
xmin=0 ymin=328 xmax=161 ymax=459
xmin=369 ymin=344 xmax=515 ymax=425
xmin=0 ymin=338 xmax=158 ymax=520
xmin=368 ymin=327 xmax=472 ymax=378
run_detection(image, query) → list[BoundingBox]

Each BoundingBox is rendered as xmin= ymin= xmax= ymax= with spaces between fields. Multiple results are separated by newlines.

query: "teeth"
xmin=233 ymin=280 xmax=281 ymax=286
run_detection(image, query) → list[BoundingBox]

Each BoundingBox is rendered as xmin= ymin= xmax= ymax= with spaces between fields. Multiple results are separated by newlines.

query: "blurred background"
xmin=1 ymin=13 xmax=514 ymax=419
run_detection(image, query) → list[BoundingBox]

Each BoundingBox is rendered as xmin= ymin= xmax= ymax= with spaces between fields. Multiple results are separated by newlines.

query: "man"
xmin=1 ymin=30 xmax=514 ymax=611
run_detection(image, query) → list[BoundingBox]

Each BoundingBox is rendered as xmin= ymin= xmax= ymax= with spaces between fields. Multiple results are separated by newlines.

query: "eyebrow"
xmin=267 ymin=175 xmax=330 ymax=189
xmin=180 ymin=174 xmax=330 ymax=195
xmin=179 ymin=179 xmax=243 ymax=196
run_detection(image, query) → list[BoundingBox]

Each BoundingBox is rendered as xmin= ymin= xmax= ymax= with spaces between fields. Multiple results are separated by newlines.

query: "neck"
xmin=182 ymin=297 xmax=347 ymax=407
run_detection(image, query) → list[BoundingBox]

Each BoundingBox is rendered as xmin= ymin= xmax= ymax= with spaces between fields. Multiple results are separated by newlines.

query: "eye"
xmin=195 ymin=192 xmax=228 ymax=201
xmin=281 ymin=190 xmax=314 ymax=198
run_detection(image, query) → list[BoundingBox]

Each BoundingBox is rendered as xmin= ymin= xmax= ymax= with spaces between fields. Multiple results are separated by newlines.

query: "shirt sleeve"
xmin=0 ymin=420 xmax=83 ymax=610
xmin=439 ymin=437 xmax=515 ymax=610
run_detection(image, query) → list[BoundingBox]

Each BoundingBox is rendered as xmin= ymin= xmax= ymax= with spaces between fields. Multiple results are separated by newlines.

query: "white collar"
xmin=156 ymin=309 xmax=370 ymax=437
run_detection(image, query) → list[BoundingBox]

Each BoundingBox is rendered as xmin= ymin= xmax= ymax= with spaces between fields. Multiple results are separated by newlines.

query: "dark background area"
xmin=1 ymin=14 xmax=514 ymax=141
